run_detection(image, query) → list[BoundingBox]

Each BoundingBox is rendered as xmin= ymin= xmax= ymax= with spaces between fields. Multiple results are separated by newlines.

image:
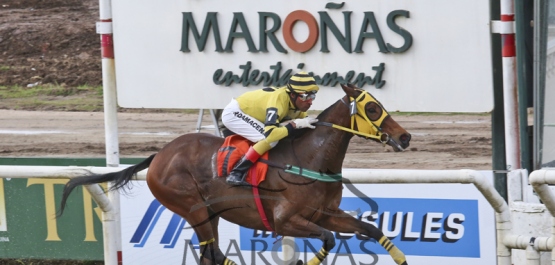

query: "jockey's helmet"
xmin=286 ymin=72 xmax=319 ymax=94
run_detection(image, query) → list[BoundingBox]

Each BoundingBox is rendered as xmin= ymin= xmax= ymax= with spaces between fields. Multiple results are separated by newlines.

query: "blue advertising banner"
xmin=241 ymin=197 xmax=480 ymax=257
xmin=121 ymin=172 xmax=496 ymax=265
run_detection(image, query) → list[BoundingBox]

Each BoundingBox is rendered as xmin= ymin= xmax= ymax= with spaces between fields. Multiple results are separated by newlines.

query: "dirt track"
xmin=0 ymin=1 xmax=495 ymax=265
xmin=0 ymin=0 xmax=494 ymax=170
xmin=0 ymin=110 xmax=492 ymax=170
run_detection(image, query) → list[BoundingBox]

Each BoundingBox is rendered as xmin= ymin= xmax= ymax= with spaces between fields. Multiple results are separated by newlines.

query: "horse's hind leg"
xmin=201 ymin=211 xmax=239 ymax=265
xmin=163 ymin=201 xmax=236 ymax=265
xmin=148 ymin=183 xmax=235 ymax=264
xmin=169 ymin=204 xmax=240 ymax=264
xmin=275 ymin=215 xmax=337 ymax=265
xmin=319 ymin=212 xmax=408 ymax=265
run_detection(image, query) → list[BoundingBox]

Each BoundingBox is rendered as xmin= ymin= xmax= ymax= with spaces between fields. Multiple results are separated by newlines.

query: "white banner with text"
xmin=112 ymin=0 xmax=493 ymax=112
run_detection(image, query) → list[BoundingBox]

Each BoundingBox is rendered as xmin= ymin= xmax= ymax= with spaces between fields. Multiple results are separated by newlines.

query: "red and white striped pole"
xmin=97 ymin=0 xmax=122 ymax=264
xmin=497 ymin=0 xmax=521 ymax=172
xmin=493 ymin=1 xmax=520 ymax=263
xmin=100 ymin=19 xmax=114 ymax=59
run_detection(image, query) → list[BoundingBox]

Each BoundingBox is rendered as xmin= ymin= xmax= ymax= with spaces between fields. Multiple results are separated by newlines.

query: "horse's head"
xmin=340 ymin=83 xmax=411 ymax=152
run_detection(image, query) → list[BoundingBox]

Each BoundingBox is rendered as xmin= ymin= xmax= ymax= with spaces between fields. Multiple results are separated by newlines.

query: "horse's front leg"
xmin=319 ymin=210 xmax=408 ymax=265
xmin=275 ymin=215 xmax=335 ymax=265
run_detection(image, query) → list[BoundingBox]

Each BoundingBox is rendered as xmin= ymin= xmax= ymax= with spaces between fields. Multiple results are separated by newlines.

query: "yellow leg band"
xmin=379 ymin=236 xmax=407 ymax=265
xmin=306 ymin=247 xmax=329 ymax=265
xmin=223 ymin=258 xmax=238 ymax=265
xmin=199 ymin=238 xmax=215 ymax=246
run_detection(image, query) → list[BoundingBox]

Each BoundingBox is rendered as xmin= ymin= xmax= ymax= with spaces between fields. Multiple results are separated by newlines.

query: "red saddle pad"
xmin=217 ymin=135 xmax=269 ymax=185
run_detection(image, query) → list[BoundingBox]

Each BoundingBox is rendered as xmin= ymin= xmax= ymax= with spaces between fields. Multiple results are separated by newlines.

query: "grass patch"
xmin=0 ymin=84 xmax=201 ymax=113
xmin=0 ymin=84 xmax=98 ymax=98
xmin=0 ymin=84 xmax=104 ymax=111
xmin=0 ymin=259 xmax=103 ymax=265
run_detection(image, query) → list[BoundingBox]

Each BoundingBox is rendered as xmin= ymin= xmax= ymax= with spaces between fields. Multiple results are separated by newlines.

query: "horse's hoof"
xmin=289 ymin=260 xmax=303 ymax=265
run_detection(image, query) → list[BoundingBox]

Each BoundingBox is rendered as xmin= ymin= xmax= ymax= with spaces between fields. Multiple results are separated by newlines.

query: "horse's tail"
xmin=57 ymin=154 xmax=156 ymax=217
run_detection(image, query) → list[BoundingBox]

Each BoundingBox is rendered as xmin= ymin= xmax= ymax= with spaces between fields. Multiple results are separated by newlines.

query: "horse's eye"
xmin=368 ymin=108 xmax=376 ymax=113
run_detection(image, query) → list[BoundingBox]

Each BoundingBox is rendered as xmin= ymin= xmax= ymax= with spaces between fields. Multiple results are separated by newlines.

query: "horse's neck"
xmin=294 ymin=99 xmax=353 ymax=173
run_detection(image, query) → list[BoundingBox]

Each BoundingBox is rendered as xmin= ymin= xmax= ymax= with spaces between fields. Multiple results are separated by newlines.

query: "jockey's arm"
xmin=250 ymin=107 xmax=293 ymax=155
xmin=279 ymin=112 xmax=308 ymax=127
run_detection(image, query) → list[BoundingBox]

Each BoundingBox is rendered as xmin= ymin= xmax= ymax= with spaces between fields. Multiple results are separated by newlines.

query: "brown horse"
xmin=58 ymin=83 xmax=411 ymax=265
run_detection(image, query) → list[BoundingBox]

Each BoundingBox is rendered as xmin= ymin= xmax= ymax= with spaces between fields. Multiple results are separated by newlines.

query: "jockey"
xmin=221 ymin=72 xmax=320 ymax=186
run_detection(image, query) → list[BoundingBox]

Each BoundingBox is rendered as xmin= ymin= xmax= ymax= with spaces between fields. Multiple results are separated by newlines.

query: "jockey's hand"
xmin=279 ymin=120 xmax=293 ymax=126
xmin=293 ymin=117 xmax=318 ymax=129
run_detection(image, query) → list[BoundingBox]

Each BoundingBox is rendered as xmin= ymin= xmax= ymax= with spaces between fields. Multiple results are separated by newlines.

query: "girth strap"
xmin=249 ymin=166 xmax=274 ymax=232
xmin=249 ymin=158 xmax=341 ymax=234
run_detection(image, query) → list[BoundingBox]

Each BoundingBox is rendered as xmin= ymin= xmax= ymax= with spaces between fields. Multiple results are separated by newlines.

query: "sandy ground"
xmin=0 ymin=0 xmax=493 ymax=170
xmin=0 ymin=110 xmax=492 ymax=170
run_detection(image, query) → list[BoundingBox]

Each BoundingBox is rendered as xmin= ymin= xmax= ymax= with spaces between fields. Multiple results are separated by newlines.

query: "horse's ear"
xmin=340 ymin=83 xmax=358 ymax=98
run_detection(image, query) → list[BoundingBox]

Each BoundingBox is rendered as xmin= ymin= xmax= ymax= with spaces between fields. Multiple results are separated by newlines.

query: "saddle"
xmin=217 ymin=135 xmax=269 ymax=186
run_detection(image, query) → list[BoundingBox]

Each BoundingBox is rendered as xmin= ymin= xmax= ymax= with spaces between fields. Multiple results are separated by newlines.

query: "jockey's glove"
xmin=293 ymin=117 xmax=318 ymax=129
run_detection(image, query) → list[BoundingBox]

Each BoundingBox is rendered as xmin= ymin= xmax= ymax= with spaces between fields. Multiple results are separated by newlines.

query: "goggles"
xmin=297 ymin=91 xmax=317 ymax=101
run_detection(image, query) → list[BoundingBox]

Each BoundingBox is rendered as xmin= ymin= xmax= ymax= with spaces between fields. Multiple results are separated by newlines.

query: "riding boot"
xmin=226 ymin=147 xmax=260 ymax=186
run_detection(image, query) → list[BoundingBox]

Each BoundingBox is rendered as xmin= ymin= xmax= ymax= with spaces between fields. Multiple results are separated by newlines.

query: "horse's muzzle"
xmin=390 ymin=133 xmax=411 ymax=152
xmin=399 ymin=133 xmax=411 ymax=148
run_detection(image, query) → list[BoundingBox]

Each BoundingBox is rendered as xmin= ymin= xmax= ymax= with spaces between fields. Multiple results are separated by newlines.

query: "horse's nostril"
xmin=400 ymin=133 xmax=411 ymax=146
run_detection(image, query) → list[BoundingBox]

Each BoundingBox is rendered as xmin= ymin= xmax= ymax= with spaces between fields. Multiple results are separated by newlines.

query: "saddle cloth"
xmin=217 ymin=135 xmax=269 ymax=185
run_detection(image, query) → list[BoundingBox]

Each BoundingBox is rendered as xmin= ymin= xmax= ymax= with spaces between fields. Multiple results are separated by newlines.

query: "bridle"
xmin=315 ymin=89 xmax=405 ymax=151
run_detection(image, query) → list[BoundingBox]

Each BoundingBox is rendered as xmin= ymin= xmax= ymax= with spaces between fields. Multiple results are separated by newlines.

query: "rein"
xmin=314 ymin=91 xmax=409 ymax=151
xmin=314 ymin=121 xmax=386 ymax=142
xmin=312 ymin=93 xmax=390 ymax=145
xmin=251 ymin=90 xmax=396 ymax=183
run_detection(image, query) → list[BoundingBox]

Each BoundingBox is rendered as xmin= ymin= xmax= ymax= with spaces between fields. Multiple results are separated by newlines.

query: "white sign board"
xmin=112 ymin=0 xmax=493 ymax=112
xmin=120 ymin=172 xmax=496 ymax=264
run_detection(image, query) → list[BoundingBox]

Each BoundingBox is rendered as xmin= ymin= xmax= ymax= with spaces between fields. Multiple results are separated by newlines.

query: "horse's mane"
xmin=315 ymin=99 xmax=340 ymax=121
xmin=286 ymin=99 xmax=341 ymax=140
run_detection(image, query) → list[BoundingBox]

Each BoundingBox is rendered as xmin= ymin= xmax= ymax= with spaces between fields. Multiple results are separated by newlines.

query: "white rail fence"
xmin=0 ymin=166 xmax=554 ymax=265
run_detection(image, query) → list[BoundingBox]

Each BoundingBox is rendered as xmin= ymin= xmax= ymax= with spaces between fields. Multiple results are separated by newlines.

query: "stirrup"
xmin=226 ymin=174 xmax=249 ymax=186
xmin=226 ymin=178 xmax=249 ymax=185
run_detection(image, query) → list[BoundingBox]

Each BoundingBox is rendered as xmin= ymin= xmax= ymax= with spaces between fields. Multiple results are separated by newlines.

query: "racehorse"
xmin=58 ymin=83 xmax=411 ymax=265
